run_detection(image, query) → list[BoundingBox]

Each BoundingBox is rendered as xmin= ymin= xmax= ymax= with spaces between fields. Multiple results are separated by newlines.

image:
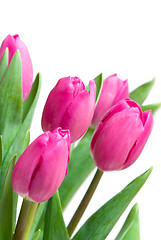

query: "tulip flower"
xmin=92 ymin=74 xmax=129 ymax=126
xmin=41 ymin=76 xmax=96 ymax=143
xmin=12 ymin=128 xmax=70 ymax=202
xmin=0 ymin=34 xmax=33 ymax=101
xmin=90 ymin=99 xmax=153 ymax=171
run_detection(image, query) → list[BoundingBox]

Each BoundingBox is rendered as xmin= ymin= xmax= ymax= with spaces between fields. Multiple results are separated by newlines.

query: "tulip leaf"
xmin=129 ymin=78 xmax=155 ymax=105
xmin=43 ymin=191 xmax=69 ymax=240
xmin=0 ymin=48 xmax=8 ymax=84
xmin=72 ymin=167 xmax=152 ymax=240
xmin=141 ymin=102 xmax=161 ymax=115
xmin=0 ymin=155 xmax=16 ymax=240
xmin=59 ymin=127 xmax=95 ymax=210
xmin=32 ymin=230 xmax=42 ymax=240
xmin=0 ymin=136 xmax=2 ymax=169
xmin=94 ymin=73 xmax=103 ymax=104
xmin=115 ymin=203 xmax=140 ymax=240
xmin=0 ymin=50 xmax=23 ymax=159
xmin=0 ymin=73 xmax=41 ymax=197
xmin=23 ymin=73 xmax=41 ymax=121
xmin=86 ymin=73 xmax=103 ymax=104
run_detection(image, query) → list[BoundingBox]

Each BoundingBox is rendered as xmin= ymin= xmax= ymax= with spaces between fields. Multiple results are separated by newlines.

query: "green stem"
xmin=67 ymin=168 xmax=103 ymax=237
xmin=13 ymin=198 xmax=38 ymax=240
xmin=23 ymin=201 xmax=38 ymax=240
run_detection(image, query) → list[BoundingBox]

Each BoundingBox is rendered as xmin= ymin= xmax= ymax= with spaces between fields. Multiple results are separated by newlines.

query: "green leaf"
xmin=86 ymin=73 xmax=103 ymax=104
xmin=141 ymin=102 xmax=161 ymax=115
xmin=94 ymin=73 xmax=103 ymax=104
xmin=0 ymin=136 xmax=2 ymax=169
xmin=0 ymin=50 xmax=23 ymax=159
xmin=115 ymin=203 xmax=140 ymax=240
xmin=43 ymin=191 xmax=69 ymax=240
xmin=129 ymin=78 xmax=155 ymax=105
xmin=0 ymin=73 xmax=41 ymax=197
xmin=72 ymin=167 xmax=152 ymax=240
xmin=59 ymin=128 xmax=95 ymax=210
xmin=0 ymin=155 xmax=16 ymax=240
xmin=32 ymin=230 xmax=41 ymax=240
xmin=23 ymin=73 xmax=41 ymax=121
xmin=0 ymin=48 xmax=8 ymax=84
xmin=23 ymin=129 xmax=30 ymax=151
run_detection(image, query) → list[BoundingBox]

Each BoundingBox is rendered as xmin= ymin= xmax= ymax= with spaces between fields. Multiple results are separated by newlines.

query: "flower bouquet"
xmin=0 ymin=34 xmax=160 ymax=240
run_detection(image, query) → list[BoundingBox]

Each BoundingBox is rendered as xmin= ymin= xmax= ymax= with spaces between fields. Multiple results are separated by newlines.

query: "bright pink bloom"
xmin=92 ymin=74 xmax=129 ymax=126
xmin=0 ymin=34 xmax=33 ymax=101
xmin=41 ymin=76 xmax=96 ymax=143
xmin=12 ymin=128 xmax=70 ymax=202
xmin=91 ymin=99 xmax=153 ymax=171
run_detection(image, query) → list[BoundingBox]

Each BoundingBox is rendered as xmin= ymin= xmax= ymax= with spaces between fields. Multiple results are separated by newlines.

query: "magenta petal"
xmin=91 ymin=108 xmax=144 ymax=171
xmin=61 ymin=80 xmax=96 ymax=142
xmin=12 ymin=133 xmax=49 ymax=196
xmin=29 ymin=137 xmax=68 ymax=202
xmin=0 ymin=34 xmax=33 ymax=101
xmin=123 ymin=110 xmax=153 ymax=169
xmin=92 ymin=74 xmax=129 ymax=126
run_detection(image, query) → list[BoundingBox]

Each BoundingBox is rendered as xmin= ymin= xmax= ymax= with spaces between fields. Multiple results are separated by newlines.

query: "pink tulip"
xmin=0 ymin=34 xmax=33 ymax=101
xmin=92 ymin=74 xmax=129 ymax=126
xmin=90 ymin=99 xmax=153 ymax=171
xmin=41 ymin=76 xmax=96 ymax=143
xmin=12 ymin=128 xmax=70 ymax=202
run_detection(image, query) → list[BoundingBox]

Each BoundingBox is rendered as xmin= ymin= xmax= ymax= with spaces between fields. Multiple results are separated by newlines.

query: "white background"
xmin=0 ymin=0 xmax=161 ymax=239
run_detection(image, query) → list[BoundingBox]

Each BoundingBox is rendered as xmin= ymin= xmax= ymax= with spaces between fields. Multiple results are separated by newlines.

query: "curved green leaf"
xmin=129 ymin=78 xmax=155 ymax=105
xmin=0 ymin=155 xmax=16 ymax=240
xmin=0 ymin=50 xmax=23 ymax=159
xmin=72 ymin=167 xmax=152 ymax=240
xmin=115 ymin=203 xmax=140 ymax=240
xmin=0 ymin=73 xmax=41 ymax=197
xmin=141 ymin=102 xmax=161 ymax=115
xmin=0 ymin=48 xmax=8 ymax=84
xmin=0 ymin=136 xmax=2 ymax=169
xmin=43 ymin=191 xmax=69 ymax=240
xmin=59 ymin=128 xmax=95 ymax=210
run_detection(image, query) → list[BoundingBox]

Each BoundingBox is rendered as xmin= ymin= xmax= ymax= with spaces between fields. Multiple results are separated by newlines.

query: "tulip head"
xmin=41 ymin=76 xmax=96 ymax=143
xmin=0 ymin=34 xmax=33 ymax=101
xmin=92 ymin=74 xmax=129 ymax=126
xmin=90 ymin=99 xmax=153 ymax=171
xmin=12 ymin=128 xmax=70 ymax=202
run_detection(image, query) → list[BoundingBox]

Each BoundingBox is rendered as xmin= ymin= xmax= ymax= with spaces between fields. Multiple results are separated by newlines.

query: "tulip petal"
xmin=61 ymin=80 xmax=96 ymax=142
xmin=123 ymin=110 xmax=153 ymax=169
xmin=92 ymin=74 xmax=129 ymax=126
xmin=28 ymin=137 xmax=68 ymax=202
xmin=12 ymin=133 xmax=49 ymax=196
xmin=41 ymin=76 xmax=84 ymax=132
xmin=91 ymin=108 xmax=144 ymax=171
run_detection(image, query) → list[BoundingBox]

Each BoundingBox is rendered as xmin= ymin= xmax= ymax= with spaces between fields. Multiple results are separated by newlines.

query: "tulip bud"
xmin=41 ymin=76 xmax=96 ymax=143
xmin=0 ymin=34 xmax=33 ymax=101
xmin=90 ymin=99 xmax=153 ymax=171
xmin=12 ymin=128 xmax=70 ymax=202
xmin=92 ymin=74 xmax=129 ymax=126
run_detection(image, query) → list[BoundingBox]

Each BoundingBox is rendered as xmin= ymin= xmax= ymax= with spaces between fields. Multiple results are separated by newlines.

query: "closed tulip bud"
xmin=0 ymin=34 xmax=33 ymax=101
xmin=41 ymin=76 xmax=96 ymax=143
xmin=90 ymin=99 xmax=153 ymax=171
xmin=12 ymin=128 xmax=70 ymax=202
xmin=92 ymin=74 xmax=129 ymax=126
